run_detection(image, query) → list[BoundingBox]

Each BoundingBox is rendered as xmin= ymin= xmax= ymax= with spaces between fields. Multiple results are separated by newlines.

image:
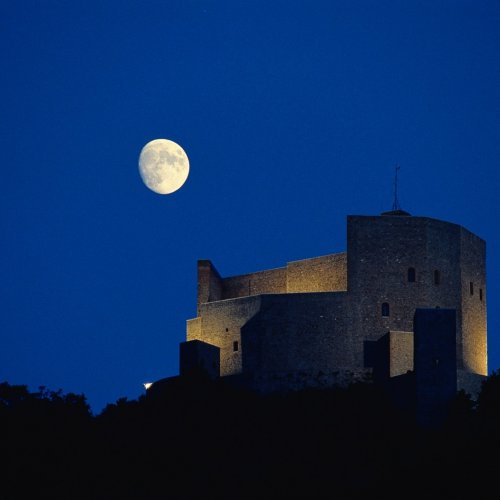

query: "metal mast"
xmin=392 ymin=165 xmax=401 ymax=211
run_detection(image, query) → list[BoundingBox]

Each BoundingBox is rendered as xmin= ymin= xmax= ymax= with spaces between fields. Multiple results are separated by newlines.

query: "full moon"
xmin=138 ymin=139 xmax=190 ymax=194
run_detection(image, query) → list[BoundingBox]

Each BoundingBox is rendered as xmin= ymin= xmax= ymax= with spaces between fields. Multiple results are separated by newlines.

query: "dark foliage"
xmin=2 ymin=375 xmax=500 ymax=499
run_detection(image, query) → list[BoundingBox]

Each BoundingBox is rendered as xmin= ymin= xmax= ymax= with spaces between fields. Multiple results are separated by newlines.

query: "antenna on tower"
xmin=381 ymin=165 xmax=410 ymax=216
xmin=392 ymin=164 xmax=401 ymax=211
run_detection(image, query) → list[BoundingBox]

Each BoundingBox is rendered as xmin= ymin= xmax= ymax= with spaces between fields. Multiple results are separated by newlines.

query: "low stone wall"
xmin=287 ymin=252 xmax=347 ymax=293
xmin=222 ymin=267 xmax=287 ymax=299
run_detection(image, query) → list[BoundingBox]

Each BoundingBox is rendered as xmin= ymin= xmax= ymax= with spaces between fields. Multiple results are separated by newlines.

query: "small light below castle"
xmin=143 ymin=382 xmax=153 ymax=390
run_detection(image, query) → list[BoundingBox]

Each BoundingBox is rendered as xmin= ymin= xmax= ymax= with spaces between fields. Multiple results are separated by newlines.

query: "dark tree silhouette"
xmin=2 ymin=373 xmax=500 ymax=499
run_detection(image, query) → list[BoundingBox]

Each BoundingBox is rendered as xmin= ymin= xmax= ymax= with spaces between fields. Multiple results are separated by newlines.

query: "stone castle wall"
xmin=346 ymin=215 xmax=473 ymax=368
xmin=189 ymin=296 xmax=262 ymax=376
xmin=188 ymin=292 xmax=357 ymax=380
xmin=286 ymin=253 xmax=347 ymax=293
xmin=197 ymin=252 xmax=347 ymax=313
xmin=460 ymin=227 xmax=487 ymax=375
xmin=241 ymin=292 xmax=352 ymax=375
xmin=222 ymin=268 xmax=287 ymax=300
xmin=388 ymin=331 xmax=414 ymax=377
xmin=191 ymin=253 xmax=348 ymax=378
xmin=197 ymin=260 xmax=223 ymax=313
xmin=188 ymin=213 xmax=487 ymax=391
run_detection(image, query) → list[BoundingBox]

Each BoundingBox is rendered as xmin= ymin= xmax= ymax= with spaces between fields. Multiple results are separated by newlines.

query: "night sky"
xmin=2 ymin=0 xmax=499 ymax=414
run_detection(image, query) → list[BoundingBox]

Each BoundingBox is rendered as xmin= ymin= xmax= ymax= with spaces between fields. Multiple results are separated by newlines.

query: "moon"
xmin=138 ymin=139 xmax=190 ymax=194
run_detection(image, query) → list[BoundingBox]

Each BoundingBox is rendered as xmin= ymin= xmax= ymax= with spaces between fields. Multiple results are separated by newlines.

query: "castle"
xmin=172 ymin=210 xmax=487 ymax=424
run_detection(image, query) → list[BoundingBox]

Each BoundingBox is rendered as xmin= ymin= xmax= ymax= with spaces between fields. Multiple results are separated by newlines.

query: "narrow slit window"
xmin=381 ymin=302 xmax=390 ymax=317
xmin=480 ymin=288 xmax=483 ymax=301
xmin=470 ymin=282 xmax=474 ymax=295
xmin=233 ymin=341 xmax=239 ymax=352
xmin=434 ymin=270 xmax=440 ymax=285
xmin=408 ymin=268 xmax=416 ymax=283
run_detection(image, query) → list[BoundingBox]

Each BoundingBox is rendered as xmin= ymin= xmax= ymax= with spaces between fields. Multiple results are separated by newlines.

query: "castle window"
xmin=381 ymin=302 xmax=390 ymax=317
xmin=470 ymin=282 xmax=474 ymax=295
xmin=434 ymin=270 xmax=440 ymax=285
xmin=407 ymin=268 xmax=416 ymax=283
xmin=480 ymin=288 xmax=483 ymax=301
xmin=233 ymin=341 xmax=239 ymax=352
xmin=225 ymin=328 xmax=229 ymax=332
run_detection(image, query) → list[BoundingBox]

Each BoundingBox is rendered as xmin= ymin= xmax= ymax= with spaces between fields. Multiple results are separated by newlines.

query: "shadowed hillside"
xmin=2 ymin=372 xmax=500 ymax=499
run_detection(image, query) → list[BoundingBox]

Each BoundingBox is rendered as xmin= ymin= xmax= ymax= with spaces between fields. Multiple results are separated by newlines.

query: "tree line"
xmin=2 ymin=371 xmax=500 ymax=499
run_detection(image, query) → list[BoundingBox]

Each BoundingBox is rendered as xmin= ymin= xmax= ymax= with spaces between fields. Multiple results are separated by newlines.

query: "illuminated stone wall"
xmin=388 ymin=331 xmax=414 ymax=377
xmin=222 ymin=268 xmax=287 ymax=300
xmin=197 ymin=251 xmax=347 ymax=310
xmin=190 ymin=252 xmax=349 ymax=381
xmin=197 ymin=260 xmax=223 ymax=314
xmin=186 ymin=212 xmax=487 ymax=393
xmin=186 ymin=291 xmax=368 ymax=387
xmin=286 ymin=253 xmax=347 ymax=293
xmin=186 ymin=317 xmax=201 ymax=340
xmin=346 ymin=214 xmax=487 ymax=377
xmin=189 ymin=296 xmax=262 ymax=376
xmin=347 ymin=215 xmax=431 ymax=367
xmin=367 ymin=330 xmax=413 ymax=381
xmin=460 ymin=227 xmax=487 ymax=375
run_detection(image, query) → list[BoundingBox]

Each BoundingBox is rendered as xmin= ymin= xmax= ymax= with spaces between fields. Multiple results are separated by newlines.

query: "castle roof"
xmin=380 ymin=209 xmax=412 ymax=216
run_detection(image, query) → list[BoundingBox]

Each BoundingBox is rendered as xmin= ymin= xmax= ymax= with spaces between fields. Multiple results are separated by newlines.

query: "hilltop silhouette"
xmin=2 ymin=372 xmax=500 ymax=499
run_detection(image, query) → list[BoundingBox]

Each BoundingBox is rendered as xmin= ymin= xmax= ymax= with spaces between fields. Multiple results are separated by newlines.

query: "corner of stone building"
xmin=197 ymin=259 xmax=223 ymax=314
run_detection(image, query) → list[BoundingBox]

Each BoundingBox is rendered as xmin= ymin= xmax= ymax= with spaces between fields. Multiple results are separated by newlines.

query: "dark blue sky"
xmin=2 ymin=0 xmax=499 ymax=414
